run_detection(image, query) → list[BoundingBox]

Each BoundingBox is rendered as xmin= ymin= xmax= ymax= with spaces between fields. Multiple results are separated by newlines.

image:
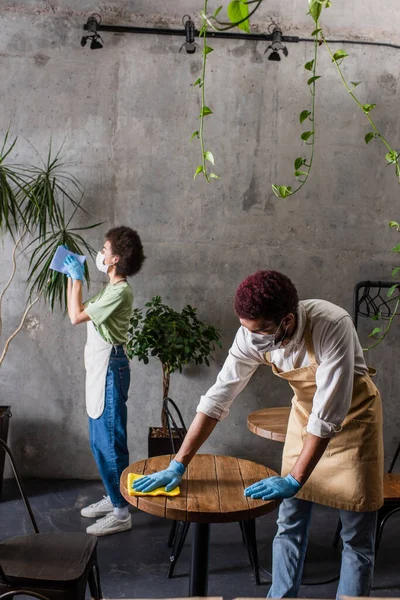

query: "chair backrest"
xmin=388 ymin=441 xmax=400 ymax=474
xmin=162 ymin=398 xmax=187 ymax=454
xmin=353 ymin=280 xmax=400 ymax=330
xmin=0 ymin=439 xmax=39 ymax=534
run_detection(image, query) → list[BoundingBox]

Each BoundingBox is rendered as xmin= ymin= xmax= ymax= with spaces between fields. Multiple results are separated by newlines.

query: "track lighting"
xmin=179 ymin=15 xmax=198 ymax=54
xmin=265 ymin=27 xmax=288 ymax=61
xmin=81 ymin=14 xmax=104 ymax=50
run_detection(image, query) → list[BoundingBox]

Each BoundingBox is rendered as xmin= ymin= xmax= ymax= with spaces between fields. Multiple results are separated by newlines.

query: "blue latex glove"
xmin=132 ymin=459 xmax=186 ymax=493
xmin=64 ymin=255 xmax=84 ymax=282
xmin=244 ymin=474 xmax=302 ymax=501
xmin=61 ymin=245 xmax=71 ymax=278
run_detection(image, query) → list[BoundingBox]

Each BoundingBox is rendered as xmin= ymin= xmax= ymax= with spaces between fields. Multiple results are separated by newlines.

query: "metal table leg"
xmin=189 ymin=522 xmax=210 ymax=597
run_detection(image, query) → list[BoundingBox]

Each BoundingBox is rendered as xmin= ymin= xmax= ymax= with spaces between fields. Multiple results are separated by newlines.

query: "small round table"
xmin=247 ymin=407 xmax=290 ymax=442
xmin=121 ymin=454 xmax=280 ymax=597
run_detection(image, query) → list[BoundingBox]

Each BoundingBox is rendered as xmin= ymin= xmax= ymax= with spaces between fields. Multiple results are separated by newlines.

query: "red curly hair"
xmin=234 ymin=270 xmax=299 ymax=323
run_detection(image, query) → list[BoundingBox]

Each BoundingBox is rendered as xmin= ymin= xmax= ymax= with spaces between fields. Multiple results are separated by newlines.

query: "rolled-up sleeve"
xmin=307 ymin=316 xmax=355 ymax=438
xmin=196 ymin=328 xmax=262 ymax=421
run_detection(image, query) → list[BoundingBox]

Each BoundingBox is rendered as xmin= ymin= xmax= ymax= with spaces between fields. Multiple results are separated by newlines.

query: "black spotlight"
xmin=265 ymin=27 xmax=288 ymax=61
xmin=180 ymin=15 xmax=198 ymax=54
xmin=81 ymin=14 xmax=104 ymax=50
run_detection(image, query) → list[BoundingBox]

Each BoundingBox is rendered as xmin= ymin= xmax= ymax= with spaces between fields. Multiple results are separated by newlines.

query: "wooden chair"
xmin=0 ymin=439 xmax=102 ymax=600
xmin=162 ymin=398 xmax=260 ymax=583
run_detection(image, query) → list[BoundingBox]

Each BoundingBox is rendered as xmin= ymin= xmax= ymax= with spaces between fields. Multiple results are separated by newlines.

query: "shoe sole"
xmin=80 ymin=510 xmax=114 ymax=518
xmin=87 ymin=524 xmax=132 ymax=536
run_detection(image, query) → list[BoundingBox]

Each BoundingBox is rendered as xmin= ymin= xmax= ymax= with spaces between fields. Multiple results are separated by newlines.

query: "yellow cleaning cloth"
xmin=128 ymin=472 xmax=181 ymax=497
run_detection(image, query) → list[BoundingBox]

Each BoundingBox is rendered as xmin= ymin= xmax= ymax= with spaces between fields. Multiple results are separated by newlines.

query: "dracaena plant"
xmin=126 ymin=295 xmax=222 ymax=430
xmin=0 ymin=132 xmax=101 ymax=366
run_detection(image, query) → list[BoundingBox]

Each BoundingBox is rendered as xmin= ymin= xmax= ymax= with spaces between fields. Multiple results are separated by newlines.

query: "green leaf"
xmin=368 ymin=327 xmax=381 ymax=338
xmin=300 ymin=110 xmax=311 ymax=124
xmin=364 ymin=132 xmax=375 ymax=144
xmin=272 ymin=185 xmax=292 ymax=198
xmin=200 ymin=106 xmax=213 ymax=117
xmin=385 ymin=150 xmax=398 ymax=164
xmin=362 ymin=103 xmax=376 ymax=113
xmin=191 ymin=131 xmax=199 ymax=141
xmin=227 ymin=0 xmax=250 ymax=33
xmin=308 ymin=0 xmax=325 ymax=23
xmin=294 ymin=157 xmax=306 ymax=170
xmin=194 ymin=166 xmax=203 ymax=180
xmin=213 ymin=6 xmax=223 ymax=18
xmin=204 ymin=151 xmax=215 ymax=165
xmin=392 ymin=267 xmax=400 ymax=277
xmin=392 ymin=243 xmax=400 ymax=253
xmin=304 ymin=60 xmax=314 ymax=71
xmin=311 ymin=28 xmax=322 ymax=36
xmin=193 ymin=78 xmax=202 ymax=87
xmin=301 ymin=131 xmax=314 ymax=141
xmin=204 ymin=46 xmax=214 ymax=55
xmin=294 ymin=170 xmax=308 ymax=177
xmin=387 ymin=284 xmax=399 ymax=298
xmin=332 ymin=49 xmax=348 ymax=62
xmin=209 ymin=173 xmax=220 ymax=179
xmin=389 ymin=220 xmax=400 ymax=230
xmin=350 ymin=81 xmax=362 ymax=89
xmin=307 ymin=75 xmax=321 ymax=85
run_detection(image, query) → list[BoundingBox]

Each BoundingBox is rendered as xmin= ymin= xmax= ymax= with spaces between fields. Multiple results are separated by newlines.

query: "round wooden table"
xmin=121 ymin=454 xmax=280 ymax=597
xmin=247 ymin=407 xmax=291 ymax=442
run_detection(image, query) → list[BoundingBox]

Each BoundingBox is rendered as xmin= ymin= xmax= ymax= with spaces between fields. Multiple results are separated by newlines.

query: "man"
xmin=134 ymin=270 xmax=383 ymax=597
xmin=65 ymin=226 xmax=145 ymax=536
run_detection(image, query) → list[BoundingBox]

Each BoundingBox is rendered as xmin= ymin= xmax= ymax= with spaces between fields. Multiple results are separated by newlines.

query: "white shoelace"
xmin=91 ymin=496 xmax=111 ymax=508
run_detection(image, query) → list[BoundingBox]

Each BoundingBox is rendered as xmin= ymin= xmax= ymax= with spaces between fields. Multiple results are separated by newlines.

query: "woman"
xmin=64 ymin=226 xmax=145 ymax=536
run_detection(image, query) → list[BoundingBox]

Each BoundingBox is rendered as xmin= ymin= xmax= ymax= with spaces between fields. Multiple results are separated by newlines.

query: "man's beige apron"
xmin=84 ymin=321 xmax=113 ymax=419
xmin=266 ymin=319 xmax=384 ymax=512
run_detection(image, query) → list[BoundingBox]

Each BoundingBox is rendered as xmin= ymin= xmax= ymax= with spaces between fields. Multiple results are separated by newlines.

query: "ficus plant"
xmin=126 ymin=295 xmax=222 ymax=431
xmin=0 ymin=132 xmax=100 ymax=366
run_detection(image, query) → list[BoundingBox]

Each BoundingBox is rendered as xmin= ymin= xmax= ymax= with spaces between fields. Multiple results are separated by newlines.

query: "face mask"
xmin=96 ymin=251 xmax=111 ymax=274
xmin=247 ymin=320 xmax=289 ymax=353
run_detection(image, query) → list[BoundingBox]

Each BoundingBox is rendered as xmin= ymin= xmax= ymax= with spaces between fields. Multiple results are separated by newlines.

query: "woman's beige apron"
xmin=84 ymin=321 xmax=113 ymax=419
xmin=266 ymin=318 xmax=384 ymax=512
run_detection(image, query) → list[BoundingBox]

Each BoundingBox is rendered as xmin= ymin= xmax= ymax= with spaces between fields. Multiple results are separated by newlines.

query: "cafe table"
xmin=247 ymin=407 xmax=290 ymax=443
xmin=121 ymin=454 xmax=280 ymax=597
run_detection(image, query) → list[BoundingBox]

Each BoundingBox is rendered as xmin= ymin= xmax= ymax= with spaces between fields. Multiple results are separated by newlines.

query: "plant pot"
xmin=0 ymin=406 xmax=12 ymax=495
xmin=148 ymin=426 xmax=184 ymax=458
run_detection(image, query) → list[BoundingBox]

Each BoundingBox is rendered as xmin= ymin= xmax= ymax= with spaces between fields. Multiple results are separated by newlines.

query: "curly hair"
xmin=234 ymin=270 xmax=299 ymax=323
xmin=106 ymin=226 xmax=145 ymax=277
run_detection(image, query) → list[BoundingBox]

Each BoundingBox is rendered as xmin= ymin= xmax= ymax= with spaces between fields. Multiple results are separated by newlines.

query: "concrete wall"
xmin=0 ymin=0 xmax=399 ymax=478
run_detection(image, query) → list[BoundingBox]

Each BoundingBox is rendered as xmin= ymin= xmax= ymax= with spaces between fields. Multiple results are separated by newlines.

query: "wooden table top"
xmin=247 ymin=407 xmax=291 ymax=442
xmin=121 ymin=454 xmax=280 ymax=523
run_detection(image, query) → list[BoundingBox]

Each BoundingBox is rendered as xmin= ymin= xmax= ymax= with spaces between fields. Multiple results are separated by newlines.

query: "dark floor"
xmin=1 ymin=479 xmax=399 ymax=599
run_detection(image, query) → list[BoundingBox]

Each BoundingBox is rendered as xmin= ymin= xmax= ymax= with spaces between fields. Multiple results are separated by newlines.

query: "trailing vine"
xmin=191 ymin=0 xmax=400 ymax=345
xmin=192 ymin=1 xmax=219 ymax=182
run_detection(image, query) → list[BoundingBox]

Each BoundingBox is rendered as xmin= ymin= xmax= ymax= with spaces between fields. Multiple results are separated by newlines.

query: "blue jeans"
xmin=89 ymin=346 xmax=130 ymax=508
xmin=268 ymin=497 xmax=377 ymax=598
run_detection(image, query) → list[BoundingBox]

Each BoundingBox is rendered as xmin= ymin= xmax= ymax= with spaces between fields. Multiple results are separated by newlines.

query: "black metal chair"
xmin=332 ymin=280 xmax=400 ymax=554
xmin=163 ymin=397 xmax=260 ymax=584
xmin=0 ymin=439 xmax=102 ymax=600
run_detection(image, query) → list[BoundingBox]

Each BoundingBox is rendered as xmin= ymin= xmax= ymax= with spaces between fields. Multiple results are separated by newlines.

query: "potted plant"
xmin=126 ymin=296 xmax=222 ymax=457
xmin=0 ymin=131 xmax=100 ymax=489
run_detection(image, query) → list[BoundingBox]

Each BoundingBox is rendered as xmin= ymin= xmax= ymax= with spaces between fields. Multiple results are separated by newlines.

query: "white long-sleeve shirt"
xmin=196 ymin=299 xmax=368 ymax=438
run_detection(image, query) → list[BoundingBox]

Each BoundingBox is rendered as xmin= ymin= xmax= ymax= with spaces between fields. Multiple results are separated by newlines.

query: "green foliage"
xmin=126 ymin=295 xmax=222 ymax=387
xmin=227 ymin=0 xmax=250 ymax=33
xmin=0 ymin=133 xmax=100 ymax=311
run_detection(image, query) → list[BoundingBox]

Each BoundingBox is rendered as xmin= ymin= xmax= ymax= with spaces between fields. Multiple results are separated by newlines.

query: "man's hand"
xmin=132 ymin=459 xmax=186 ymax=493
xmin=244 ymin=474 xmax=302 ymax=501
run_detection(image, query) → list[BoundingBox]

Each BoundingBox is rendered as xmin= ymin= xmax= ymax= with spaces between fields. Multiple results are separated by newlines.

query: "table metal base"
xmin=189 ymin=522 xmax=210 ymax=597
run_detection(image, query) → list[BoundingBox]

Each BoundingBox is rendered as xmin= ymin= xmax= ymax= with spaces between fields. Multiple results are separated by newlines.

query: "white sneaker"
xmin=80 ymin=496 xmax=114 ymax=518
xmin=86 ymin=513 xmax=132 ymax=536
